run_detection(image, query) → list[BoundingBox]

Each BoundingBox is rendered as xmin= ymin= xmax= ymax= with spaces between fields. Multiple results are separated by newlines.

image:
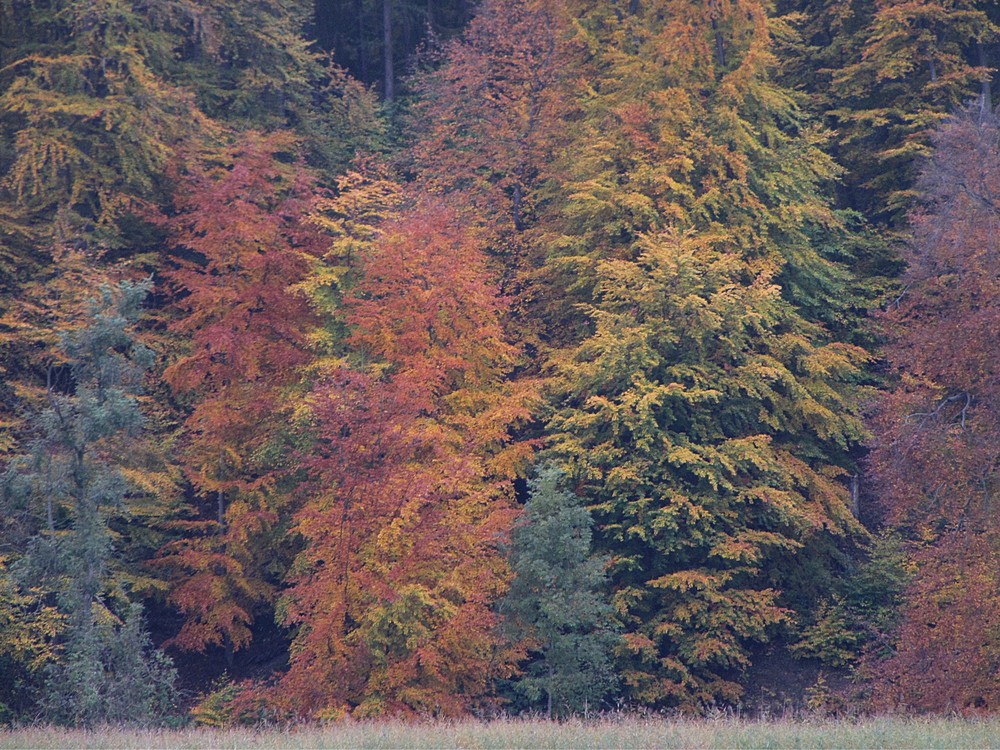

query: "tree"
xmin=407 ymin=0 xmax=577 ymax=351
xmin=0 ymin=0 xmax=209 ymax=448
xmin=867 ymin=109 xmax=1000 ymax=712
xmin=781 ymin=0 xmax=998 ymax=222
xmin=501 ymin=464 xmax=619 ymax=718
xmin=540 ymin=0 xmax=872 ymax=708
xmin=175 ymin=0 xmax=385 ymax=171
xmin=278 ymin=200 xmax=534 ymax=718
xmin=408 ymin=0 xmax=571 ymax=240
xmin=313 ymin=0 xmax=472 ymax=100
xmin=0 ymin=0 xmax=203 ymax=251
xmin=0 ymin=279 xmax=177 ymax=726
xmin=156 ymin=133 xmax=325 ymax=664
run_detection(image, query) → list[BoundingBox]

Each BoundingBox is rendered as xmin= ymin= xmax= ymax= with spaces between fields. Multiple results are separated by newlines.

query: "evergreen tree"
xmin=1 ymin=279 xmax=177 ymax=726
xmin=502 ymin=465 xmax=618 ymax=718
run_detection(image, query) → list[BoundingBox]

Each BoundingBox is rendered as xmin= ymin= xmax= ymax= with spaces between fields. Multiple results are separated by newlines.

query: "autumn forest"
xmin=0 ymin=0 xmax=998 ymax=727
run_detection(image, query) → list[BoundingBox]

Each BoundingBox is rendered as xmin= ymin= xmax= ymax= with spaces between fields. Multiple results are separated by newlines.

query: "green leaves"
xmin=502 ymin=465 xmax=619 ymax=717
xmin=1 ymin=280 xmax=179 ymax=727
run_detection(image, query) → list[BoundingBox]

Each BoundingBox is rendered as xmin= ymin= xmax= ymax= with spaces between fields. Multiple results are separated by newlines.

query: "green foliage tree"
xmin=790 ymin=533 xmax=909 ymax=667
xmin=1 ymin=279 xmax=177 ymax=726
xmin=502 ymin=465 xmax=619 ymax=718
xmin=541 ymin=0 xmax=873 ymax=708
xmin=780 ymin=0 xmax=998 ymax=222
xmin=176 ymin=0 xmax=384 ymax=170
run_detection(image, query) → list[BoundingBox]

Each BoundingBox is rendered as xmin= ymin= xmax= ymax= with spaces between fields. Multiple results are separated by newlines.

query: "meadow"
xmin=2 ymin=717 xmax=999 ymax=750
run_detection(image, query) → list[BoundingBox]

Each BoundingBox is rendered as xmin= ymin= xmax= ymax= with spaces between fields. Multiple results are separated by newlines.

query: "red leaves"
xmin=408 ymin=0 xmax=571 ymax=238
xmin=870 ymin=112 xmax=1000 ymax=532
xmin=872 ymin=533 xmax=1000 ymax=713
xmin=157 ymin=132 xmax=324 ymax=654
xmin=868 ymin=111 xmax=1000 ymax=711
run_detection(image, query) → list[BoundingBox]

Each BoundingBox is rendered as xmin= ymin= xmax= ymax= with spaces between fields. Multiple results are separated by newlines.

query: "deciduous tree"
xmin=868 ymin=110 xmax=1000 ymax=712
xmin=543 ymin=0 xmax=873 ymax=708
xmin=156 ymin=133 xmax=325 ymax=662
xmin=279 ymin=201 xmax=534 ymax=718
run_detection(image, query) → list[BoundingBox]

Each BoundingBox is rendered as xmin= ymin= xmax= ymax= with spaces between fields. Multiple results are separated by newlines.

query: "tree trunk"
xmin=978 ymin=40 xmax=992 ymax=117
xmin=850 ymin=473 xmax=860 ymax=518
xmin=547 ymin=662 xmax=553 ymax=719
xmin=712 ymin=18 xmax=726 ymax=68
xmin=383 ymin=0 xmax=394 ymax=102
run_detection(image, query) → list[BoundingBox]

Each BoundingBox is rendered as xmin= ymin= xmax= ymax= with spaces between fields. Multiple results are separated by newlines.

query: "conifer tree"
xmin=0 ymin=0 xmax=204 ymax=251
xmin=0 ymin=279 xmax=177 ymax=726
xmin=502 ymin=465 xmax=618 ymax=718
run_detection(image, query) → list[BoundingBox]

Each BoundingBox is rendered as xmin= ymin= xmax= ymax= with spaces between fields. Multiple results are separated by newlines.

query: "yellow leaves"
xmin=0 ymin=419 xmax=17 ymax=456
xmin=649 ymin=569 xmax=721 ymax=593
xmin=0 ymin=560 xmax=65 ymax=672
xmin=801 ymin=341 xmax=873 ymax=377
xmin=119 ymin=466 xmax=178 ymax=499
xmin=372 ymin=495 xmax=428 ymax=573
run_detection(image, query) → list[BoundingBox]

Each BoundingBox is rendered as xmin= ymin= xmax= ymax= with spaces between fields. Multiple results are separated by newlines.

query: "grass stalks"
xmin=2 ymin=716 xmax=1000 ymax=750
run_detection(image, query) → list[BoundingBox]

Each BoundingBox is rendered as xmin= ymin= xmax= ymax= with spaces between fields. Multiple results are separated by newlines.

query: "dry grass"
xmin=2 ymin=717 xmax=1000 ymax=750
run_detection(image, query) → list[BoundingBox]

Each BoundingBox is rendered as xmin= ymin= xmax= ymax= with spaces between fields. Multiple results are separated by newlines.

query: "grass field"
xmin=1 ymin=717 xmax=999 ymax=749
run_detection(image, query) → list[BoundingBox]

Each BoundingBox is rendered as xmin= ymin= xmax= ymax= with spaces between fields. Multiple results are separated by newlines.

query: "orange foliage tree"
xmin=155 ymin=133 xmax=325 ymax=662
xmin=868 ymin=110 xmax=1000 ymax=711
xmin=405 ymin=0 xmax=576 ymax=358
xmin=277 ymin=200 xmax=535 ymax=718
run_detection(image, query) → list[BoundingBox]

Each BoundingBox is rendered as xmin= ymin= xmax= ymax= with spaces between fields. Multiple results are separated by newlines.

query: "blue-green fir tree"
xmin=1 ymin=279 xmax=177 ymax=726
xmin=502 ymin=465 xmax=619 ymax=718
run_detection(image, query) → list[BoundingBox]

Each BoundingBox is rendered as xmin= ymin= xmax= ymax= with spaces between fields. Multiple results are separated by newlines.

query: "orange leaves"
xmin=350 ymin=206 xmax=514 ymax=392
xmin=277 ymin=199 xmax=532 ymax=717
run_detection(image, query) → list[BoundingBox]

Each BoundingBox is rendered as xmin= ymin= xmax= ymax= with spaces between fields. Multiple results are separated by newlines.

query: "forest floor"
xmin=1 ymin=717 xmax=999 ymax=749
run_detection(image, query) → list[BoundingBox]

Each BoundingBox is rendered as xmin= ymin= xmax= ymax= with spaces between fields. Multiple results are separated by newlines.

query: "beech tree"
xmin=156 ymin=133 xmax=325 ymax=663
xmin=278 ymin=200 xmax=534 ymax=718
xmin=782 ymin=0 xmax=998 ymax=221
xmin=868 ymin=110 xmax=1000 ymax=712
xmin=542 ymin=0 xmax=872 ymax=708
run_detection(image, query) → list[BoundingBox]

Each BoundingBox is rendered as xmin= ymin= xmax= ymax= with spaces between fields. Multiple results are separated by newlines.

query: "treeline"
xmin=1 ymin=0 xmax=999 ymax=725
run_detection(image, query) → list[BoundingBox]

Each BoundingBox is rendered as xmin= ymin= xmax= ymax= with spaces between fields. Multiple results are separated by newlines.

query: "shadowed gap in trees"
xmin=312 ymin=0 xmax=473 ymax=100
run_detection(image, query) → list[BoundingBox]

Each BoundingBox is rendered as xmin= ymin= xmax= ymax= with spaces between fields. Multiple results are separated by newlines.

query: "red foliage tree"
xmin=406 ymin=0 xmax=575 ymax=355
xmin=156 ymin=133 xmax=325 ymax=659
xmin=869 ymin=109 xmax=1000 ymax=711
xmin=409 ymin=0 xmax=572 ymax=238
xmin=277 ymin=202 xmax=535 ymax=718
